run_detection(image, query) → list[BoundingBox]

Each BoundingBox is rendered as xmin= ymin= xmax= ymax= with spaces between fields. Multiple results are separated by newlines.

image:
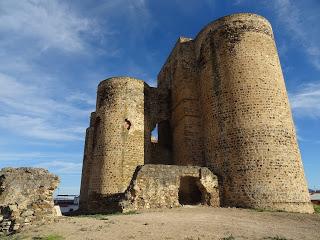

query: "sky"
xmin=0 ymin=0 xmax=319 ymax=195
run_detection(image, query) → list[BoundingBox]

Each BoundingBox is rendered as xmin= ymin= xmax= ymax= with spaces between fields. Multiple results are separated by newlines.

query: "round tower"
xmin=79 ymin=112 xmax=96 ymax=210
xmin=195 ymin=13 xmax=313 ymax=213
xmin=86 ymin=77 xmax=150 ymax=211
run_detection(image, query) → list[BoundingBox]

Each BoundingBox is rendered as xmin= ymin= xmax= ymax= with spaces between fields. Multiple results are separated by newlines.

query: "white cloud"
xmin=233 ymin=0 xmax=243 ymax=5
xmin=34 ymin=160 xmax=82 ymax=175
xmin=0 ymin=152 xmax=82 ymax=162
xmin=0 ymin=0 xmax=96 ymax=52
xmin=289 ymin=82 xmax=320 ymax=118
xmin=272 ymin=0 xmax=320 ymax=70
xmin=0 ymin=0 xmax=153 ymax=143
xmin=66 ymin=92 xmax=96 ymax=106
xmin=0 ymin=114 xmax=84 ymax=141
xmin=0 ymin=73 xmax=93 ymax=141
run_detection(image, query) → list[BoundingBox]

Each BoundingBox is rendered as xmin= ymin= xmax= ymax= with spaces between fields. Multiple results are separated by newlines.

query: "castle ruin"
xmin=79 ymin=13 xmax=314 ymax=214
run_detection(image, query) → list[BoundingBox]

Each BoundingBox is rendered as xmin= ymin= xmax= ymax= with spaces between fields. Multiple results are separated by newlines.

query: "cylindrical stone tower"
xmin=79 ymin=112 xmax=96 ymax=210
xmin=81 ymin=77 xmax=150 ymax=211
xmin=195 ymin=13 xmax=313 ymax=213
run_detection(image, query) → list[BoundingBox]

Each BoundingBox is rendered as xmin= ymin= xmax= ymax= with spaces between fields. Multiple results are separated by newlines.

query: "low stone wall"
xmin=0 ymin=168 xmax=59 ymax=235
xmin=120 ymin=164 xmax=220 ymax=212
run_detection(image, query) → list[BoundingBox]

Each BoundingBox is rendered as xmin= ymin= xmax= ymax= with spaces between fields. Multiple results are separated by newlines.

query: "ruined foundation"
xmin=0 ymin=168 xmax=59 ymax=235
xmin=79 ymin=13 xmax=313 ymax=214
xmin=120 ymin=165 xmax=219 ymax=212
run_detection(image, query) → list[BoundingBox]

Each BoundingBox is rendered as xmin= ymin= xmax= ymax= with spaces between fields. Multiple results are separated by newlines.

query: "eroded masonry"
xmin=79 ymin=13 xmax=314 ymax=213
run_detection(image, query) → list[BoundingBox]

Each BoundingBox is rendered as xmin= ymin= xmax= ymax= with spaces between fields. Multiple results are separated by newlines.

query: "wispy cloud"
xmin=272 ymin=0 xmax=320 ymax=70
xmin=0 ymin=0 xmax=96 ymax=53
xmin=0 ymin=73 xmax=93 ymax=141
xmin=0 ymin=1 xmax=99 ymax=142
xmin=0 ymin=114 xmax=85 ymax=141
xmin=0 ymin=152 xmax=82 ymax=162
xmin=233 ymin=0 xmax=244 ymax=5
xmin=289 ymin=82 xmax=320 ymax=118
xmin=34 ymin=160 xmax=82 ymax=175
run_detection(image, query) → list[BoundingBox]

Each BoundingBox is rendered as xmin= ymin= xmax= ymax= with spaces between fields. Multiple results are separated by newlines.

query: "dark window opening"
xmin=178 ymin=176 xmax=202 ymax=205
xmin=158 ymin=120 xmax=172 ymax=149
xmin=125 ymin=118 xmax=131 ymax=130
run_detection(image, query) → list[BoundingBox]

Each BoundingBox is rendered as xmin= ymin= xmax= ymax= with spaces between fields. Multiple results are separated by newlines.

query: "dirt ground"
xmin=16 ymin=206 xmax=320 ymax=240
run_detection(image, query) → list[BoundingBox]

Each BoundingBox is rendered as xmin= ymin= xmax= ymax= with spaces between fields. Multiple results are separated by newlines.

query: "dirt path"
xmin=17 ymin=206 xmax=320 ymax=240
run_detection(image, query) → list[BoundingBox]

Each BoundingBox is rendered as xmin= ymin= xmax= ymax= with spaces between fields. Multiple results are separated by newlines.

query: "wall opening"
xmin=158 ymin=120 xmax=172 ymax=150
xmin=125 ymin=118 xmax=131 ymax=130
xmin=151 ymin=124 xmax=158 ymax=143
xmin=178 ymin=176 xmax=202 ymax=205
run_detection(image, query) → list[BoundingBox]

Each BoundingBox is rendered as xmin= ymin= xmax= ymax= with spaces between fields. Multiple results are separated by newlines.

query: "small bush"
xmin=314 ymin=204 xmax=320 ymax=214
xmin=32 ymin=234 xmax=64 ymax=240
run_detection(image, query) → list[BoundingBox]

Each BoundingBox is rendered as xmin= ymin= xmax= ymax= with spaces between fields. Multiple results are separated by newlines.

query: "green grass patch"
xmin=313 ymin=204 xmax=320 ymax=214
xmin=0 ymin=235 xmax=28 ymax=240
xmin=32 ymin=235 xmax=64 ymax=240
xmin=1 ymin=235 xmax=64 ymax=240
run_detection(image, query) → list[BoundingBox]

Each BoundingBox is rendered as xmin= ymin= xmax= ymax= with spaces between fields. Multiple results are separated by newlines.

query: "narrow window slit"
xmin=125 ymin=118 xmax=131 ymax=130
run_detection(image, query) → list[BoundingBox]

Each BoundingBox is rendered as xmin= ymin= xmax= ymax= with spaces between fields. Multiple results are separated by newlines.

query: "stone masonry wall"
xmin=195 ymin=13 xmax=313 ymax=213
xmin=80 ymin=76 xmax=173 ymax=212
xmin=80 ymin=13 xmax=313 ymax=214
xmin=82 ymin=77 xmax=147 ymax=212
xmin=157 ymin=13 xmax=313 ymax=213
xmin=0 ymin=168 xmax=59 ymax=235
xmin=158 ymin=37 xmax=205 ymax=167
xmin=120 ymin=164 xmax=219 ymax=212
xmin=79 ymin=112 xmax=95 ymax=210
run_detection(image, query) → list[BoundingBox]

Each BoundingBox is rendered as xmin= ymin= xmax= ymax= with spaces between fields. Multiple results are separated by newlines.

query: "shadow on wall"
xmin=144 ymin=84 xmax=173 ymax=165
xmin=178 ymin=176 xmax=202 ymax=205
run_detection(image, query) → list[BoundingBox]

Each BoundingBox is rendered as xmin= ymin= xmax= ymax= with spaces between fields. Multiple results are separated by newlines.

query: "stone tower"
xmin=80 ymin=13 xmax=313 ymax=213
xmin=80 ymin=77 xmax=151 ymax=211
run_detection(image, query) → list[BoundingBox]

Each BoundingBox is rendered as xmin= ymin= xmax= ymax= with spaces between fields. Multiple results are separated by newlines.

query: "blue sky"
xmin=0 ymin=0 xmax=319 ymax=194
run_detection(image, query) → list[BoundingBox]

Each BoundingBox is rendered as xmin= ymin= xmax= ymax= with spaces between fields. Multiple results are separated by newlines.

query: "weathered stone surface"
xmin=0 ymin=167 xmax=59 ymax=234
xmin=119 ymin=165 xmax=219 ymax=212
xmin=79 ymin=13 xmax=313 ymax=214
xmin=157 ymin=13 xmax=313 ymax=213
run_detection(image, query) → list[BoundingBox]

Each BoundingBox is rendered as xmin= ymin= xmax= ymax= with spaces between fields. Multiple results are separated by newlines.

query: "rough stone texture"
xmin=195 ymin=13 xmax=312 ymax=213
xmin=158 ymin=13 xmax=313 ymax=214
xmin=0 ymin=168 xmax=59 ymax=235
xmin=80 ymin=13 xmax=313 ymax=214
xmin=79 ymin=77 xmax=149 ymax=212
xmin=120 ymin=165 xmax=219 ymax=212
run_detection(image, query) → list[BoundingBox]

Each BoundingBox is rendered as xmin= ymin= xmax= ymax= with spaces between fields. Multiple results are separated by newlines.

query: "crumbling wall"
xmin=0 ymin=168 xmax=59 ymax=235
xmin=120 ymin=164 xmax=219 ymax=212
